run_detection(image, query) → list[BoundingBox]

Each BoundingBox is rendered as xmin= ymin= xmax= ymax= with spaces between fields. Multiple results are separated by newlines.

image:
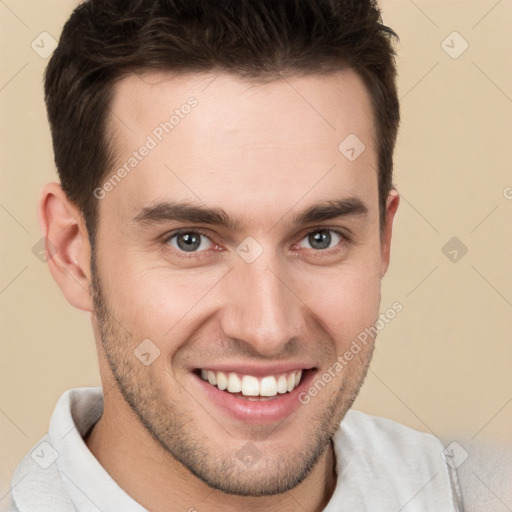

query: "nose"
xmin=219 ymin=254 xmax=306 ymax=357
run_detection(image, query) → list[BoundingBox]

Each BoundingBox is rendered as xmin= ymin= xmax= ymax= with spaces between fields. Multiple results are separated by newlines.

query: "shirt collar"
xmin=49 ymin=387 xmax=147 ymax=512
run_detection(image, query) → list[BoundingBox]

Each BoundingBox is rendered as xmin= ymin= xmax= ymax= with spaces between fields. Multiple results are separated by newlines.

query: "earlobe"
xmin=37 ymin=182 xmax=93 ymax=312
xmin=379 ymin=188 xmax=400 ymax=278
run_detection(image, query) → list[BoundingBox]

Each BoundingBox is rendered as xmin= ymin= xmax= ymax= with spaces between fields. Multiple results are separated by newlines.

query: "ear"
xmin=379 ymin=188 xmax=400 ymax=278
xmin=37 ymin=182 xmax=93 ymax=312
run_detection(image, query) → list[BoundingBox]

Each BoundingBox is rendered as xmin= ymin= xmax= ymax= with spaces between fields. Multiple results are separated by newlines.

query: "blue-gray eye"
xmin=298 ymin=229 xmax=343 ymax=250
xmin=167 ymin=231 xmax=213 ymax=252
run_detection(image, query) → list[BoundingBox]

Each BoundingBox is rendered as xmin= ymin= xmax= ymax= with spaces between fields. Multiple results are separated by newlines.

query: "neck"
xmin=85 ymin=392 xmax=337 ymax=512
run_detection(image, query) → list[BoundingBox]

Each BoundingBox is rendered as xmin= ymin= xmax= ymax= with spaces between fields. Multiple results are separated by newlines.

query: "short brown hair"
xmin=45 ymin=0 xmax=400 ymax=241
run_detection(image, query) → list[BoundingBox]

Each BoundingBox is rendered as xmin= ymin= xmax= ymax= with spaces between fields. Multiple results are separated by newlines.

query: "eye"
xmin=165 ymin=230 xmax=213 ymax=253
xmin=296 ymin=229 xmax=346 ymax=251
xmin=163 ymin=227 xmax=348 ymax=259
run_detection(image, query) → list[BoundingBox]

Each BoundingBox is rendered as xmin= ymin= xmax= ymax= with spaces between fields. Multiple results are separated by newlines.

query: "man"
xmin=10 ymin=0 xmax=464 ymax=510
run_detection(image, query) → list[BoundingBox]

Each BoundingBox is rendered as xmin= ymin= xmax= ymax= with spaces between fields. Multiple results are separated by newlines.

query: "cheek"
xmin=104 ymin=260 xmax=228 ymax=341
xmin=297 ymin=262 xmax=381 ymax=343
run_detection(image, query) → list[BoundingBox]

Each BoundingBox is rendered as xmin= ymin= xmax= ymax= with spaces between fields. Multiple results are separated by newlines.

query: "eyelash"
xmin=162 ymin=227 xmax=351 ymax=260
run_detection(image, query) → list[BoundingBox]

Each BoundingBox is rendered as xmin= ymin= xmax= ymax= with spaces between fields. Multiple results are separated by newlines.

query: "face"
xmin=90 ymin=70 xmax=395 ymax=496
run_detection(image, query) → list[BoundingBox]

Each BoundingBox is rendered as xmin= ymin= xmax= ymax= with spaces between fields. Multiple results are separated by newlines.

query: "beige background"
xmin=1 ymin=0 xmax=511 ymax=508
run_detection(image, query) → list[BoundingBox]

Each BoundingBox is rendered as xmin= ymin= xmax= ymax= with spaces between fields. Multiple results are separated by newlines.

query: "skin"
xmin=39 ymin=69 xmax=399 ymax=512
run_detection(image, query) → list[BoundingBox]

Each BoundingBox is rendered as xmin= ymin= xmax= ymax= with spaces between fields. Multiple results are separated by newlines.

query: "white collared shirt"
xmin=8 ymin=387 xmax=463 ymax=511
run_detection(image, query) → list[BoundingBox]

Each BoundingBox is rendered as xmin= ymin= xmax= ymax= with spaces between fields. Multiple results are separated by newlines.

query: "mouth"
xmin=196 ymin=368 xmax=305 ymax=400
xmin=192 ymin=366 xmax=317 ymax=424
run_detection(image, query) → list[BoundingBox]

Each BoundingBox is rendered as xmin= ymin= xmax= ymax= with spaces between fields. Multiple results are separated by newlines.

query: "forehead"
xmin=102 ymin=70 xmax=378 ymax=229
xmin=111 ymin=70 xmax=375 ymax=149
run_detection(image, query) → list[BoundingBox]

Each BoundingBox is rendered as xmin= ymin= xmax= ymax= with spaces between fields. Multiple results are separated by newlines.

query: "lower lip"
xmin=194 ymin=370 xmax=316 ymax=424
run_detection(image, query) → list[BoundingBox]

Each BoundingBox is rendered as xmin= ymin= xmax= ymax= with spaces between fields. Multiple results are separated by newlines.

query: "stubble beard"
xmin=89 ymin=251 xmax=375 ymax=497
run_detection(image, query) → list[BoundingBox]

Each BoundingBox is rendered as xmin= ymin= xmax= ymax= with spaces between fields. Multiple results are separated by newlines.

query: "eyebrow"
xmin=133 ymin=197 xmax=368 ymax=230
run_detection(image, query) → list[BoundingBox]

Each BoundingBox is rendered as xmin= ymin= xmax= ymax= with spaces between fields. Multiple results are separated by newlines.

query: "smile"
xmin=199 ymin=369 xmax=303 ymax=399
xmin=192 ymin=365 xmax=316 ymax=423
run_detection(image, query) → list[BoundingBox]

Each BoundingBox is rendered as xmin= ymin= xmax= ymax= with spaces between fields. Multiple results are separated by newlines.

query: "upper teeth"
xmin=200 ymin=369 xmax=303 ymax=397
